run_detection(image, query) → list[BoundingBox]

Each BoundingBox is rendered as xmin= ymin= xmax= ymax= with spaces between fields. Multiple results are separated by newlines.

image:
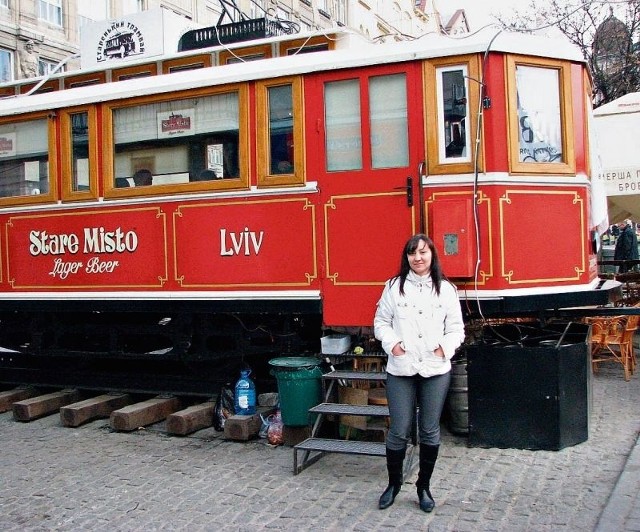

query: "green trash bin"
xmin=269 ymin=357 xmax=322 ymax=427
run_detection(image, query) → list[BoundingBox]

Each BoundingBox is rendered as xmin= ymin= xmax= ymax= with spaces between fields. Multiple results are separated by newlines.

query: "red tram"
xmin=0 ymin=25 xmax=618 ymax=392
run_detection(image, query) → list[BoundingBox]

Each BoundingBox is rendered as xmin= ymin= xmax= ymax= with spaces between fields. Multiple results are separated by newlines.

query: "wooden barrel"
xmin=447 ymin=359 xmax=468 ymax=435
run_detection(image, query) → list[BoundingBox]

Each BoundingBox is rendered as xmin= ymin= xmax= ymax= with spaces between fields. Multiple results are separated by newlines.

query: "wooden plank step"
xmin=166 ymin=401 xmax=215 ymax=436
xmin=13 ymin=389 xmax=82 ymax=421
xmin=60 ymin=393 xmax=133 ymax=427
xmin=0 ymin=386 xmax=39 ymax=413
xmin=294 ymin=437 xmax=386 ymax=456
xmin=309 ymin=402 xmax=389 ymax=417
xmin=110 ymin=395 xmax=182 ymax=432
xmin=323 ymin=370 xmax=386 ymax=382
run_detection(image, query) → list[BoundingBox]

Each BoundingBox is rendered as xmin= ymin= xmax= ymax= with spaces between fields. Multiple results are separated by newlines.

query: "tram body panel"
xmin=0 ymin=28 xmax=616 ymax=372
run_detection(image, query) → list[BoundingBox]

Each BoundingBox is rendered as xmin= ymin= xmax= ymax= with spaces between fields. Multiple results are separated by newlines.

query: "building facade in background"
xmin=0 ymin=0 xmax=448 ymax=82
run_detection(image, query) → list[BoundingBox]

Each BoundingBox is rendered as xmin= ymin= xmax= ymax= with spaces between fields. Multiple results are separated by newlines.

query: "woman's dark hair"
xmin=392 ymin=234 xmax=445 ymax=296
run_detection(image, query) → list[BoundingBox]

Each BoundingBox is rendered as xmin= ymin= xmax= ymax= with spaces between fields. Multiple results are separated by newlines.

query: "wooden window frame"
xmin=102 ymin=85 xmax=250 ymax=199
xmin=256 ymin=76 xmax=305 ymax=188
xmin=279 ymin=35 xmax=333 ymax=56
xmin=60 ymin=105 xmax=99 ymax=202
xmin=64 ymin=71 xmax=107 ymax=89
xmin=424 ymin=54 xmax=482 ymax=175
xmin=505 ymin=54 xmax=575 ymax=175
xmin=0 ymin=111 xmax=58 ymax=207
xmin=112 ymin=63 xmax=158 ymax=81
xmin=19 ymin=79 xmax=59 ymax=95
xmin=0 ymin=85 xmax=15 ymax=98
xmin=583 ymin=68 xmax=593 ymax=178
xmin=162 ymin=54 xmax=212 ymax=74
xmin=219 ymin=44 xmax=271 ymax=65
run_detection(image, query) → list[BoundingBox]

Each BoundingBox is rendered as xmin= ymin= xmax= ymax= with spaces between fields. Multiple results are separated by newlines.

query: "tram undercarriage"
xmin=0 ymin=303 xmax=323 ymax=396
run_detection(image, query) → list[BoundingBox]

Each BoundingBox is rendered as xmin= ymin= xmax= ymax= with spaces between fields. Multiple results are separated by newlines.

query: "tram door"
xmin=306 ymin=63 xmax=425 ymax=326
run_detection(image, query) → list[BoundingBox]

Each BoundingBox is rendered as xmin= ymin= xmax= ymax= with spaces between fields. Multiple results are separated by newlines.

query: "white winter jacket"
xmin=374 ymin=270 xmax=465 ymax=378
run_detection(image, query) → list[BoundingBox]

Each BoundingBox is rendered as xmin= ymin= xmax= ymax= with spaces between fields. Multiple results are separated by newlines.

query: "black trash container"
xmin=466 ymin=321 xmax=591 ymax=451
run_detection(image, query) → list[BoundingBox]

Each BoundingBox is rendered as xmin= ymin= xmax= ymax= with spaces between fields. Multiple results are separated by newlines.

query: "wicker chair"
xmin=586 ymin=315 xmax=638 ymax=381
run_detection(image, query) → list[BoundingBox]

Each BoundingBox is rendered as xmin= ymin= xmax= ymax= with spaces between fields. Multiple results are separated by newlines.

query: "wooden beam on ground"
xmin=110 ymin=396 xmax=182 ymax=432
xmin=166 ymin=400 xmax=215 ymax=436
xmin=0 ymin=386 xmax=39 ymax=413
xmin=60 ymin=393 xmax=133 ymax=427
xmin=13 ymin=389 xmax=82 ymax=421
xmin=223 ymin=413 xmax=263 ymax=441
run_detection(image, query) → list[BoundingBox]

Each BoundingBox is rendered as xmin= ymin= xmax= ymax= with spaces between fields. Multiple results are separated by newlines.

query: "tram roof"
xmin=0 ymin=27 xmax=584 ymax=117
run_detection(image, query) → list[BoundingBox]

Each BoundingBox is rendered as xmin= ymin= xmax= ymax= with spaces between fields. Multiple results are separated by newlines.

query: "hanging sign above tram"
xmin=79 ymin=7 xmax=200 ymax=70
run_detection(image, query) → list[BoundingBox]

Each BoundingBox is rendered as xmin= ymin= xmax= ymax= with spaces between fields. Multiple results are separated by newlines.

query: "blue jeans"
xmin=385 ymin=372 xmax=451 ymax=450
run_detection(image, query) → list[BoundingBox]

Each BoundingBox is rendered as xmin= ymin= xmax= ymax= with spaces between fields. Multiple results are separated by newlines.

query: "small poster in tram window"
xmin=157 ymin=109 xmax=195 ymax=139
xmin=516 ymin=65 xmax=563 ymax=163
xmin=0 ymin=132 xmax=16 ymax=158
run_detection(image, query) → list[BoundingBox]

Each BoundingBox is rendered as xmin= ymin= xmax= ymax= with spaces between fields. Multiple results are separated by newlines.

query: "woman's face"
xmin=407 ymin=239 xmax=432 ymax=276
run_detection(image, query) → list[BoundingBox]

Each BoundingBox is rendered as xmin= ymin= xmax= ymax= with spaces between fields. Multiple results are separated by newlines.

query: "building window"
xmin=78 ymin=0 xmax=108 ymax=39
xmin=38 ymin=58 xmax=61 ymax=77
xmin=0 ymin=48 xmax=13 ymax=82
xmin=206 ymin=0 xmax=224 ymax=21
xmin=122 ymin=0 xmax=144 ymax=15
xmin=38 ymin=0 xmax=63 ymax=26
xmin=335 ymin=0 xmax=347 ymax=25
xmin=0 ymin=0 xmax=8 ymax=8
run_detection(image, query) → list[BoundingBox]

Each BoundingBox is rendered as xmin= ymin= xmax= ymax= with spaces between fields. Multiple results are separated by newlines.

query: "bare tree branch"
xmin=496 ymin=0 xmax=640 ymax=107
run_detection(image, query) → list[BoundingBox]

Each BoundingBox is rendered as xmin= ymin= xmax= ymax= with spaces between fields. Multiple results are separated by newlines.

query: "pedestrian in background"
xmin=374 ymin=234 xmax=465 ymax=512
xmin=614 ymin=219 xmax=639 ymax=273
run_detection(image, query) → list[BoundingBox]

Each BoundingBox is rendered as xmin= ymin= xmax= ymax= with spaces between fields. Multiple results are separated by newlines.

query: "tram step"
xmin=322 ymin=370 xmax=386 ymax=382
xmin=293 ymin=437 xmax=386 ymax=475
xmin=309 ymin=402 xmax=389 ymax=417
xmin=295 ymin=437 xmax=386 ymax=456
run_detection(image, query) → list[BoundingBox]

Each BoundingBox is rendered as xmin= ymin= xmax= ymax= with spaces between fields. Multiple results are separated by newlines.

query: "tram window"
xmin=70 ymin=112 xmax=90 ymax=191
xmin=369 ymin=74 xmax=408 ymax=168
xmin=60 ymin=106 xmax=97 ymax=201
xmin=437 ymin=67 xmax=470 ymax=162
xmin=256 ymin=76 xmax=304 ymax=187
xmin=516 ymin=65 xmax=562 ymax=163
xmin=424 ymin=55 xmax=481 ymax=175
xmin=0 ymin=118 xmax=50 ymax=198
xmin=506 ymin=55 xmax=575 ymax=175
xmin=268 ymin=84 xmax=294 ymax=174
xmin=110 ymin=91 xmax=243 ymax=191
xmin=325 ymin=79 xmax=362 ymax=171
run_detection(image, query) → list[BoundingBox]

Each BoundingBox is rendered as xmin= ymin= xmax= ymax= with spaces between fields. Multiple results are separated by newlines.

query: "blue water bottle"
xmin=234 ymin=369 xmax=256 ymax=415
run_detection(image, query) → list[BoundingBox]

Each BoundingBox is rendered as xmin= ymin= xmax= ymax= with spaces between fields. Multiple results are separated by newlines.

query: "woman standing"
xmin=374 ymin=234 xmax=465 ymax=512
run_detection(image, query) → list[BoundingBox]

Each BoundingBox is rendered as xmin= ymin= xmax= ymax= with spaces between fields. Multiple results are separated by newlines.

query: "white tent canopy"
xmin=593 ymin=92 xmax=640 ymax=224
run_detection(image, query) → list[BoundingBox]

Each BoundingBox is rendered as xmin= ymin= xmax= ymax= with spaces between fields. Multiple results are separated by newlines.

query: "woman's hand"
xmin=391 ymin=342 xmax=406 ymax=357
xmin=434 ymin=346 xmax=445 ymax=359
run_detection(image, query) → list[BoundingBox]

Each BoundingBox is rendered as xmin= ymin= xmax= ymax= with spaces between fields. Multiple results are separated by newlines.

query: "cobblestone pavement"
xmin=0 ymin=364 xmax=639 ymax=532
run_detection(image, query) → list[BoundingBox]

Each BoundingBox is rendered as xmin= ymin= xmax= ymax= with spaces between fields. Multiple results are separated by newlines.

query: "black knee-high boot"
xmin=378 ymin=447 xmax=406 ymax=509
xmin=416 ymin=444 xmax=439 ymax=513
